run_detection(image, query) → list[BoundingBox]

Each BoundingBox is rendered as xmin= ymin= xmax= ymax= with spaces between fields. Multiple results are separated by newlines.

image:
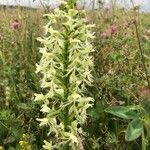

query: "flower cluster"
xmin=35 ymin=1 xmax=95 ymax=149
xmin=19 ymin=134 xmax=31 ymax=150
xmin=11 ymin=19 xmax=20 ymax=30
xmin=101 ymin=24 xmax=118 ymax=38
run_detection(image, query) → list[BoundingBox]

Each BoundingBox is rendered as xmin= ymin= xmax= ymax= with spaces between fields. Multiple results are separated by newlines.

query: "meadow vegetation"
xmin=0 ymin=1 xmax=150 ymax=149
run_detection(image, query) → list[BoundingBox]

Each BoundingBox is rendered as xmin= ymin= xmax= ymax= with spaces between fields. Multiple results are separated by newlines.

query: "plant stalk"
xmin=63 ymin=33 xmax=70 ymax=132
xmin=133 ymin=20 xmax=150 ymax=88
xmin=130 ymin=0 xmax=150 ymax=88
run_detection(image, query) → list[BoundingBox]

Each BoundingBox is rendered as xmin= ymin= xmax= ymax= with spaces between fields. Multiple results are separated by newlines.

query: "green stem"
xmin=131 ymin=0 xmax=150 ymax=88
xmin=1 ymin=41 xmax=20 ymax=102
xmin=133 ymin=20 xmax=150 ymax=88
xmin=114 ymin=120 xmax=119 ymax=150
xmin=142 ymin=130 xmax=146 ymax=150
xmin=63 ymin=33 xmax=70 ymax=132
xmin=62 ymin=29 xmax=71 ymax=150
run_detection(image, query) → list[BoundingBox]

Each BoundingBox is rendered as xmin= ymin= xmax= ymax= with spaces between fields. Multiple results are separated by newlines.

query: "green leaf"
xmin=125 ymin=118 xmax=143 ymax=141
xmin=4 ymin=136 xmax=16 ymax=144
xmin=105 ymin=106 xmax=138 ymax=119
xmin=111 ymin=52 xmax=123 ymax=62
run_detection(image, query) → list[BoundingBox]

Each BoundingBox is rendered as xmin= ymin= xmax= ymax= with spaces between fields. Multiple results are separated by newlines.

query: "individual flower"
xmin=110 ymin=24 xmax=117 ymax=34
xmin=108 ymin=69 xmax=114 ymax=75
xmin=104 ymin=5 xmax=111 ymax=12
xmin=11 ymin=19 xmax=19 ymax=30
xmin=101 ymin=32 xmax=107 ymax=38
xmin=101 ymin=30 xmax=111 ymax=38
xmin=83 ymin=16 xmax=89 ymax=24
xmin=142 ymin=35 xmax=149 ymax=41
xmin=123 ymin=21 xmax=129 ymax=29
xmin=138 ymin=86 xmax=150 ymax=98
xmin=0 ymin=146 xmax=3 ymax=150
xmin=146 ymin=29 xmax=150 ymax=35
xmin=101 ymin=24 xmax=118 ymax=38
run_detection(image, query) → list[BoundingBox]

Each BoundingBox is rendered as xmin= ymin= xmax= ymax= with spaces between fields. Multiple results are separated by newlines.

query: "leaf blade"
xmin=125 ymin=118 xmax=143 ymax=141
xmin=105 ymin=106 xmax=138 ymax=120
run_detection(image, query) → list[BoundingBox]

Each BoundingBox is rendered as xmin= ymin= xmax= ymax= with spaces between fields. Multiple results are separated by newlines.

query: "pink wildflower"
xmin=123 ymin=21 xmax=129 ymax=29
xmin=110 ymin=24 xmax=117 ymax=34
xmin=101 ymin=24 xmax=118 ymax=38
xmin=104 ymin=5 xmax=111 ymax=12
xmin=101 ymin=29 xmax=111 ymax=38
xmin=12 ymin=19 xmax=19 ymax=30
xmin=101 ymin=32 xmax=107 ymax=38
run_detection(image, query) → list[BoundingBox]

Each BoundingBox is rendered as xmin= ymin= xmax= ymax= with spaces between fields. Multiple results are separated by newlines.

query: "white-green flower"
xmin=35 ymin=1 xmax=95 ymax=149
